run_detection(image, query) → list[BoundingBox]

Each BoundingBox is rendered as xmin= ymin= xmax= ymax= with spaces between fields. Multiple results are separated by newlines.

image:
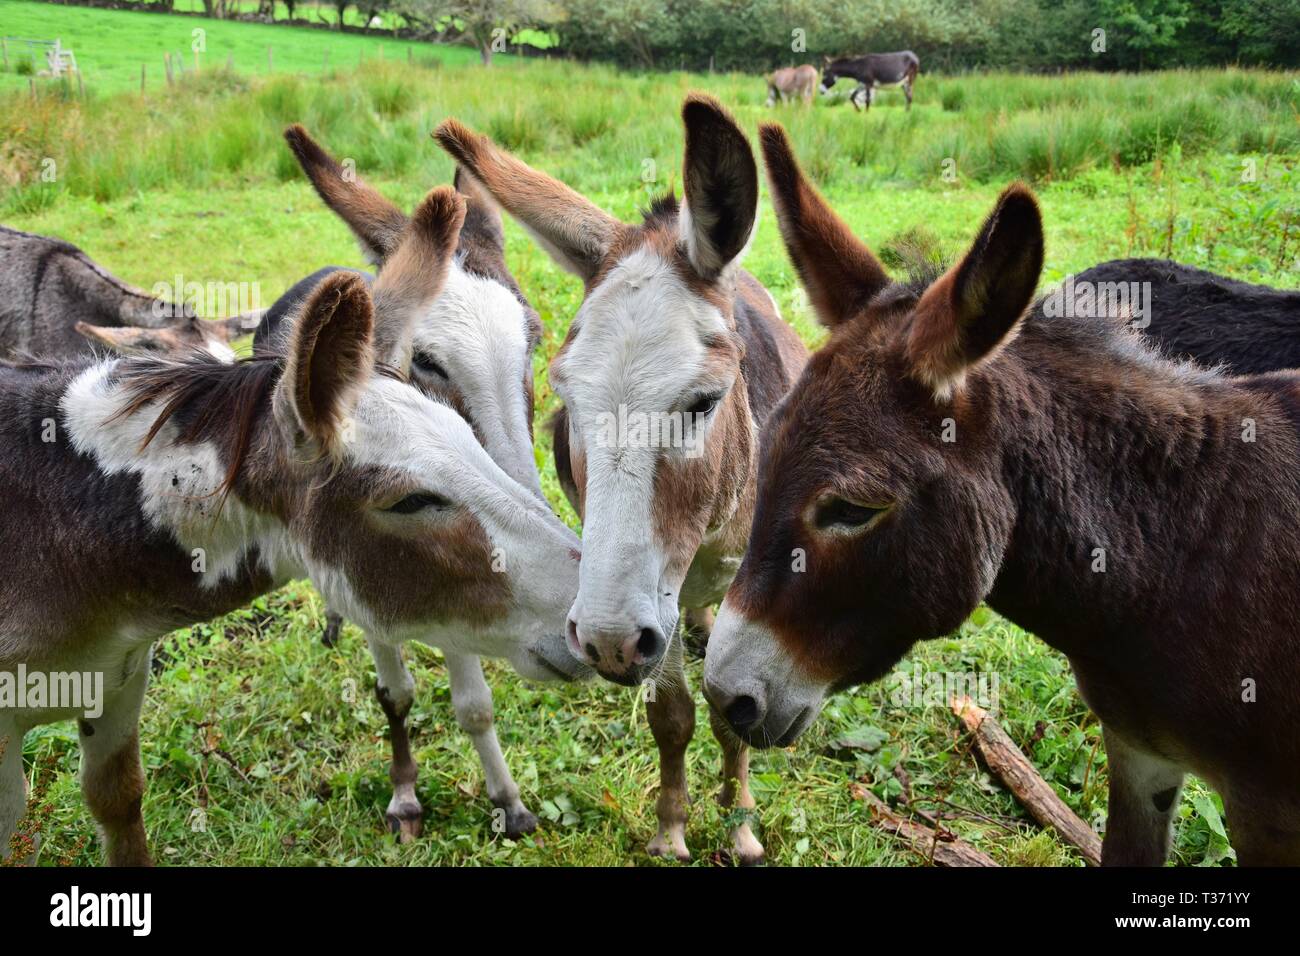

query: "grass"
xmin=0 ymin=0 xmax=478 ymax=97
xmin=3 ymin=4 xmax=1297 ymax=867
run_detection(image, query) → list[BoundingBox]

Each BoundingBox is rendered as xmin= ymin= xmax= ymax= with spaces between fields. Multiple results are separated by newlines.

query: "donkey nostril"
xmin=637 ymin=628 xmax=661 ymax=659
xmin=726 ymin=695 xmax=760 ymax=731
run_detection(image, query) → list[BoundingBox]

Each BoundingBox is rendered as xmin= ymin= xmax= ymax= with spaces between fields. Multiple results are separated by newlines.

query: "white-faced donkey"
xmin=436 ymin=94 xmax=809 ymax=863
xmin=0 ymin=189 xmax=585 ymax=866
xmin=275 ymin=124 xmax=564 ymax=839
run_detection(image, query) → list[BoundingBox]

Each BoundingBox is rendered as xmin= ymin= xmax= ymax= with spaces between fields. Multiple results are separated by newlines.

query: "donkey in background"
xmin=0 ymin=225 xmax=255 ymax=361
xmin=705 ymin=124 xmax=1300 ymax=865
xmin=0 ymin=189 xmax=587 ymax=865
xmin=436 ymin=94 xmax=808 ymax=863
xmin=821 ymin=51 xmax=919 ymax=111
xmin=266 ymin=123 xmax=555 ymax=839
xmin=766 ymin=65 xmax=818 ymax=107
xmin=1060 ymin=257 xmax=1300 ymax=375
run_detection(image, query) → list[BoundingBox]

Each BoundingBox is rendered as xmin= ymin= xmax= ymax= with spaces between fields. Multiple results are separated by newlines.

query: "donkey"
xmin=820 ymin=51 xmax=919 ymax=112
xmin=1052 ymin=257 xmax=1300 ymax=375
xmin=766 ymin=65 xmax=818 ymax=107
xmin=0 ymin=225 xmax=252 ymax=361
xmin=435 ymin=95 xmax=808 ymax=863
xmin=266 ymin=123 xmax=553 ymax=839
xmin=703 ymin=123 xmax=1300 ymax=866
xmin=0 ymin=190 xmax=586 ymax=866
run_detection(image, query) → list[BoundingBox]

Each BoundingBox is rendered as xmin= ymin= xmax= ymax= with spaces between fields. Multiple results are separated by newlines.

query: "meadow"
xmin=2 ymin=3 xmax=1297 ymax=866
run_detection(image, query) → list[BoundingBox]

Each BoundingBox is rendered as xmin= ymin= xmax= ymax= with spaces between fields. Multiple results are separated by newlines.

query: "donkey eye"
xmin=815 ymin=498 xmax=886 ymax=530
xmin=687 ymin=392 xmax=723 ymax=417
xmin=412 ymin=352 xmax=449 ymax=379
xmin=386 ymin=492 xmax=450 ymax=515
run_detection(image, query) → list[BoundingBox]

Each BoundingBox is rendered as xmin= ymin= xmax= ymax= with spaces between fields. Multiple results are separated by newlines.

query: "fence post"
xmin=77 ymin=69 xmax=84 ymax=99
xmin=141 ymin=63 xmax=146 ymax=95
xmin=1 ymin=38 xmax=8 ymax=72
xmin=267 ymin=45 xmax=273 ymax=72
xmin=164 ymin=52 xmax=174 ymax=87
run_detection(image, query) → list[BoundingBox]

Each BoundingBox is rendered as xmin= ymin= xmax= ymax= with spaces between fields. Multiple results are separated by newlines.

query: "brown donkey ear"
xmin=370 ymin=186 xmax=466 ymax=369
xmin=759 ymin=123 xmax=890 ymax=326
xmin=680 ymin=93 xmax=758 ymax=280
xmin=75 ymin=322 xmax=184 ymax=357
xmin=906 ymin=184 xmax=1044 ymax=397
xmin=433 ymin=118 xmax=624 ymax=282
xmin=279 ymin=271 xmax=375 ymax=453
xmin=284 ymin=124 xmax=410 ymax=267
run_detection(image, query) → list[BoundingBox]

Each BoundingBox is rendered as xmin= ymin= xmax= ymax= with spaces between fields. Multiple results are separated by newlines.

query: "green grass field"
xmin=2 ymin=3 xmax=1297 ymax=867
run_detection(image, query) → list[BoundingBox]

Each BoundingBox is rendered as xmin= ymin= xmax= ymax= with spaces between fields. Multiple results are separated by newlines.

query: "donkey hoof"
xmin=497 ymin=803 xmax=538 ymax=838
xmin=730 ymin=825 xmax=765 ymax=866
xmin=386 ymin=808 xmax=423 ymax=843
xmin=647 ymin=829 xmax=691 ymax=862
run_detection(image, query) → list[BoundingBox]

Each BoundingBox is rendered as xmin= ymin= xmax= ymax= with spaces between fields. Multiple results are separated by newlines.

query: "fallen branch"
xmin=851 ymin=784 xmax=999 ymax=867
xmin=951 ymin=696 xmax=1102 ymax=866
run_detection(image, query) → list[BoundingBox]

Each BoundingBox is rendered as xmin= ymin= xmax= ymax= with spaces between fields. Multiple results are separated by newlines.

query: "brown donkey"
xmin=435 ymin=96 xmax=808 ymax=862
xmin=705 ymin=123 xmax=1300 ymax=866
xmin=0 ymin=190 xmax=586 ymax=865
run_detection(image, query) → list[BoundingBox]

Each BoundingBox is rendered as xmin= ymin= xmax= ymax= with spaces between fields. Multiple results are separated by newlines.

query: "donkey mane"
xmin=115 ymin=351 xmax=283 ymax=498
xmin=640 ymin=192 xmax=680 ymax=227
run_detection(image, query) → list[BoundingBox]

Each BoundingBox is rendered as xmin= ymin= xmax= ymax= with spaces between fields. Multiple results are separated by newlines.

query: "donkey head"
xmin=435 ymin=95 xmax=760 ymax=684
xmin=704 ymin=124 xmax=1044 ymax=744
xmin=284 ymin=124 xmax=544 ymax=498
xmin=74 ymin=315 xmax=249 ymax=362
xmin=259 ymin=190 xmax=585 ymax=680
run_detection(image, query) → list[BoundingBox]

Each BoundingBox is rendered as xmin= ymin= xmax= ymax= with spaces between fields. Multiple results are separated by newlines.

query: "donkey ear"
xmin=284 ymin=124 xmax=410 ymax=268
xmin=906 ymin=184 xmax=1044 ymax=397
xmin=679 ymin=94 xmax=759 ymax=280
xmin=279 ymin=272 xmax=375 ymax=452
xmin=433 ymin=119 xmax=624 ymax=282
xmin=75 ymin=322 xmax=182 ymax=357
xmin=759 ymin=123 xmax=890 ymax=326
xmin=370 ymin=186 xmax=466 ymax=369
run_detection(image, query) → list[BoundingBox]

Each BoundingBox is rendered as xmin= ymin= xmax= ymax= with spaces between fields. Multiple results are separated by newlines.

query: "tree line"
xmin=110 ymin=0 xmax=1300 ymax=70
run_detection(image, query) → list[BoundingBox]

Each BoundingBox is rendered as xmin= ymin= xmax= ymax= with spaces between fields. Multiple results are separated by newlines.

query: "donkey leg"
xmin=1100 ymin=728 xmax=1184 ymax=866
xmin=682 ymin=606 xmax=713 ymax=660
xmin=1221 ymin=798 xmax=1300 ymax=866
xmin=646 ymin=638 xmax=694 ymax=861
xmin=904 ymin=80 xmax=913 ymax=110
xmin=79 ymin=651 xmax=152 ymax=866
xmin=369 ymin=638 xmax=423 ymax=842
xmin=444 ymin=651 xmax=537 ymax=838
xmin=321 ymin=609 xmax=343 ymax=648
xmin=0 ymin=717 xmax=27 ymax=862
xmin=708 ymin=705 xmax=765 ymax=865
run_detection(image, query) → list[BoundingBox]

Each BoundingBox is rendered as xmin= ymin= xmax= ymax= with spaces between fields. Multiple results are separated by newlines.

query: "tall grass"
xmin=3 ymin=60 xmax=1297 ymax=216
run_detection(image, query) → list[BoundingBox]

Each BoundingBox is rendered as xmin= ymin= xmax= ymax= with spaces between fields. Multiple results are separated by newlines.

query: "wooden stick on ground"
xmin=851 ymin=784 xmax=999 ymax=867
xmin=951 ymin=695 xmax=1103 ymax=866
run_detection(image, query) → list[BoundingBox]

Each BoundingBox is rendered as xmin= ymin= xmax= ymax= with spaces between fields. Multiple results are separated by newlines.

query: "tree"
xmin=1099 ymin=0 xmax=1191 ymax=69
xmin=403 ymin=0 xmax=552 ymax=64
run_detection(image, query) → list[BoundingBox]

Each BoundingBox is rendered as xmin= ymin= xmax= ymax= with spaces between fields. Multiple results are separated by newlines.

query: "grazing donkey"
xmin=0 ymin=225 xmax=251 ymax=361
xmin=1056 ymin=258 xmax=1300 ymax=375
xmin=766 ymin=65 xmax=818 ymax=107
xmin=820 ymin=51 xmax=919 ymax=112
xmin=269 ymin=123 xmax=554 ymax=839
xmin=704 ymin=124 xmax=1300 ymax=866
xmin=435 ymin=95 xmax=808 ymax=863
xmin=0 ymin=190 xmax=586 ymax=866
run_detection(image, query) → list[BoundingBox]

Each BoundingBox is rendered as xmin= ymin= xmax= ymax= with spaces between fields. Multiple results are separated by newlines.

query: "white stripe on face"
xmin=703 ymin=596 xmax=827 ymax=748
xmin=409 ymin=263 xmax=542 ymax=499
xmin=551 ymin=246 xmax=732 ymax=676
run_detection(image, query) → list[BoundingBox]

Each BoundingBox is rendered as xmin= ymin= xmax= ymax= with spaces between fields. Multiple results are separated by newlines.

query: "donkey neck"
xmin=984 ymin=318 xmax=1300 ymax=657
